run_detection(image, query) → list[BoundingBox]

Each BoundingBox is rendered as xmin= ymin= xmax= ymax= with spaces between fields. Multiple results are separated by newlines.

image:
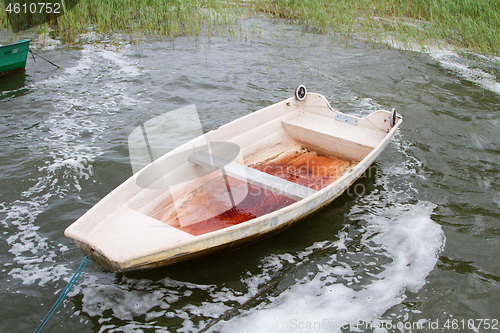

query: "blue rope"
xmin=34 ymin=250 xmax=93 ymax=333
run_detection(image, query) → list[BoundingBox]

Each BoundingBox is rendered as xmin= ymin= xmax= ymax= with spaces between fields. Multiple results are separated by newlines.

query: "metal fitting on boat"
xmin=295 ymin=85 xmax=307 ymax=101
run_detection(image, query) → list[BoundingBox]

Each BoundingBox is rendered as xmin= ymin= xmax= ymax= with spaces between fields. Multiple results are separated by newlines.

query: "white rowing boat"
xmin=65 ymin=86 xmax=402 ymax=272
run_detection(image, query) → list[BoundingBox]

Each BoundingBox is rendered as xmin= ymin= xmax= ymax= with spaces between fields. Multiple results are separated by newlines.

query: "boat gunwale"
xmin=0 ymin=39 xmax=31 ymax=49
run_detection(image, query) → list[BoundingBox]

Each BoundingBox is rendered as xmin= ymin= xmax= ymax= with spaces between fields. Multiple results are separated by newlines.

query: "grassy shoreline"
xmin=1 ymin=0 xmax=499 ymax=55
xmin=255 ymin=0 xmax=500 ymax=55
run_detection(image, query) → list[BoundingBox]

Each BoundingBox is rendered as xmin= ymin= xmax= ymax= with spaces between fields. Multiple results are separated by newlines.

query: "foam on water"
xmin=429 ymin=51 xmax=500 ymax=94
xmin=381 ymin=34 xmax=500 ymax=95
xmin=210 ymin=202 xmax=444 ymax=333
xmin=1 ymin=45 xmax=141 ymax=287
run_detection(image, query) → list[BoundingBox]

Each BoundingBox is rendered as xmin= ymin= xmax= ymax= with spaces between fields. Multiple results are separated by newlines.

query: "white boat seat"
xmin=188 ymin=151 xmax=317 ymax=201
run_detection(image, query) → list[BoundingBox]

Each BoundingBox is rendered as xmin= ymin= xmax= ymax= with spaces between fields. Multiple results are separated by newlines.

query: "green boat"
xmin=0 ymin=39 xmax=30 ymax=75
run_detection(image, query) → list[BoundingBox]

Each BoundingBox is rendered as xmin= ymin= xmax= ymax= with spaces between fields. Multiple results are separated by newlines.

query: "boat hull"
xmin=0 ymin=39 xmax=30 ymax=75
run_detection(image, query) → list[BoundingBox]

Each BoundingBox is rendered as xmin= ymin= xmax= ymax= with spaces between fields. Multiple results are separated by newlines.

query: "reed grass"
xmin=251 ymin=0 xmax=500 ymax=55
xmin=1 ymin=0 xmax=498 ymax=55
xmin=0 ymin=0 xmax=243 ymax=43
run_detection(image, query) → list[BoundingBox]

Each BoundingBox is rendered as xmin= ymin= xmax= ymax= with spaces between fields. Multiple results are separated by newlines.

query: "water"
xmin=1 ymin=18 xmax=499 ymax=332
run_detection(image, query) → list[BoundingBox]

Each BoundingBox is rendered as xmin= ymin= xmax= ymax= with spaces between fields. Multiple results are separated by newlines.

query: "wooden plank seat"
xmin=188 ymin=151 xmax=318 ymax=201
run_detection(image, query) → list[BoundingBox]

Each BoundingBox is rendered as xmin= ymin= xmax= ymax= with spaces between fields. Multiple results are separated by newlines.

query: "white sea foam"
xmin=2 ymin=44 xmax=141 ymax=288
xmin=207 ymin=201 xmax=444 ymax=333
xmin=429 ymin=51 xmax=500 ymax=94
xmin=380 ymin=32 xmax=500 ymax=95
xmin=99 ymin=48 xmax=141 ymax=76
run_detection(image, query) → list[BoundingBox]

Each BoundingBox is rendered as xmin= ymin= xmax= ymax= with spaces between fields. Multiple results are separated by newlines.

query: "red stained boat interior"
xmin=151 ymin=147 xmax=354 ymax=236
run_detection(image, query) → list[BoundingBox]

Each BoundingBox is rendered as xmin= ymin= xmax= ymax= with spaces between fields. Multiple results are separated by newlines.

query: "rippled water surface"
xmin=1 ymin=19 xmax=499 ymax=332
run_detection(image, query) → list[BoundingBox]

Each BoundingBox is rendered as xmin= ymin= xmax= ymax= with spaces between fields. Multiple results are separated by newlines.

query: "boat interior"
xmin=125 ymin=95 xmax=389 ymax=236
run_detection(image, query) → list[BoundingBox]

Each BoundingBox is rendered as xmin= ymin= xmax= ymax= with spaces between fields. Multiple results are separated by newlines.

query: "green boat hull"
xmin=0 ymin=39 xmax=30 ymax=75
